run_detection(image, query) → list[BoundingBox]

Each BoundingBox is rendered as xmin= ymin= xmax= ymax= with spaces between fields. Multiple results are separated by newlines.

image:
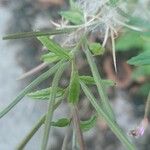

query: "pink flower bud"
xmin=129 ymin=118 xmax=148 ymax=138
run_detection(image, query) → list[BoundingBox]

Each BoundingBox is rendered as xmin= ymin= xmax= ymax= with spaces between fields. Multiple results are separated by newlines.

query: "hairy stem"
xmin=17 ymin=115 xmax=45 ymax=150
xmin=41 ymin=61 xmax=68 ymax=150
xmin=71 ymin=105 xmax=85 ymax=150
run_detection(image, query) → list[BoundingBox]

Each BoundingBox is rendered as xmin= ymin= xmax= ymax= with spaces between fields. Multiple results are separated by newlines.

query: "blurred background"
xmin=0 ymin=0 xmax=150 ymax=149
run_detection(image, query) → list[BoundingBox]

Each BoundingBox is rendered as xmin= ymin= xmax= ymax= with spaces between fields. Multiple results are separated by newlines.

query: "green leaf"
xmin=132 ymin=65 xmax=150 ymax=80
xmin=79 ymin=76 xmax=95 ymax=84
xmin=60 ymin=0 xmax=84 ymax=25
xmin=116 ymin=31 xmax=144 ymax=51
xmin=0 ymin=61 xmax=61 ymax=118
xmin=27 ymin=87 xmax=65 ymax=100
xmin=138 ymin=82 xmax=150 ymax=96
xmin=51 ymin=118 xmax=70 ymax=127
xmin=60 ymin=10 xmax=84 ymax=25
xmin=80 ymin=81 xmax=135 ymax=150
xmin=139 ymin=83 xmax=150 ymax=96
xmin=84 ymin=47 xmax=116 ymax=120
xmin=41 ymin=52 xmax=60 ymax=63
xmin=80 ymin=115 xmax=97 ymax=132
xmin=89 ymin=42 xmax=105 ymax=56
xmin=68 ymin=62 xmax=80 ymax=104
xmin=79 ymin=76 xmax=115 ymax=87
xmin=143 ymin=42 xmax=150 ymax=51
xmin=142 ymin=36 xmax=150 ymax=42
xmin=127 ymin=51 xmax=150 ymax=66
xmin=2 ymin=28 xmax=75 ymax=40
xmin=141 ymin=31 xmax=150 ymax=43
xmin=128 ymin=17 xmax=150 ymax=31
xmin=38 ymin=36 xmax=71 ymax=60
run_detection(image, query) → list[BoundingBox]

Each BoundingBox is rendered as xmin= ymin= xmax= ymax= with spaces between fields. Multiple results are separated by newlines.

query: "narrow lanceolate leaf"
xmin=0 ymin=61 xmax=61 ymax=118
xmin=127 ymin=51 xmax=150 ymax=66
xmin=84 ymin=48 xmax=116 ymax=121
xmin=27 ymin=87 xmax=65 ymax=100
xmin=80 ymin=81 xmax=136 ymax=150
xmin=79 ymin=76 xmax=115 ymax=87
xmin=41 ymin=52 xmax=60 ymax=63
xmin=2 ymin=28 xmax=75 ymax=40
xmin=68 ymin=62 xmax=80 ymax=104
xmin=80 ymin=115 xmax=97 ymax=132
xmin=38 ymin=36 xmax=71 ymax=60
xmin=79 ymin=76 xmax=95 ymax=85
xmin=51 ymin=118 xmax=71 ymax=127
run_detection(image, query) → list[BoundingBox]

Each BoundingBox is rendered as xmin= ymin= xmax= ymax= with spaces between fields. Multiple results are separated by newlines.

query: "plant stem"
xmin=18 ymin=62 xmax=48 ymax=80
xmin=3 ymin=28 xmax=75 ymax=40
xmin=0 ymin=61 xmax=62 ymax=119
xmin=144 ymin=91 xmax=150 ymax=119
xmin=72 ymin=128 xmax=77 ymax=150
xmin=80 ymin=81 xmax=135 ymax=150
xmin=41 ymin=62 xmax=68 ymax=150
xmin=17 ymin=115 xmax=45 ymax=150
xmin=17 ymin=98 xmax=63 ymax=150
xmin=71 ymin=105 xmax=85 ymax=150
xmin=84 ymin=46 xmax=115 ymax=121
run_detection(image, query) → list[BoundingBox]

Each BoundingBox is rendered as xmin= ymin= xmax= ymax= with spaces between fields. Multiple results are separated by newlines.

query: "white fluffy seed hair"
xmin=56 ymin=0 xmax=126 ymax=46
xmin=55 ymin=0 xmax=149 ymax=47
xmin=76 ymin=0 xmax=127 ymax=35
